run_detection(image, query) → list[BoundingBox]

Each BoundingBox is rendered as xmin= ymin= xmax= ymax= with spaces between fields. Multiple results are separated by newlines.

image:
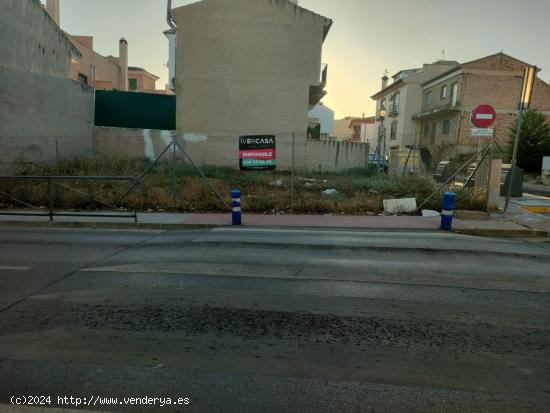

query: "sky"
xmin=48 ymin=0 xmax=550 ymax=118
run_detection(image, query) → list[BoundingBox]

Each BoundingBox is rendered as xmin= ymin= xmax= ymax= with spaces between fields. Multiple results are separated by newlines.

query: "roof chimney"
xmin=46 ymin=0 xmax=60 ymax=25
xmin=119 ymin=38 xmax=128 ymax=91
xmin=381 ymin=75 xmax=389 ymax=89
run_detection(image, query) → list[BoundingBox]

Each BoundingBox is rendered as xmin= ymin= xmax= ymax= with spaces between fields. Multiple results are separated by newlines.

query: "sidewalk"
xmin=0 ymin=209 xmax=548 ymax=237
xmin=507 ymin=196 xmax=550 ymax=234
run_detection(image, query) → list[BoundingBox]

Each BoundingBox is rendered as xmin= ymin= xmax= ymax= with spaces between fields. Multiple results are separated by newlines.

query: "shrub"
xmin=506 ymin=110 xmax=550 ymax=173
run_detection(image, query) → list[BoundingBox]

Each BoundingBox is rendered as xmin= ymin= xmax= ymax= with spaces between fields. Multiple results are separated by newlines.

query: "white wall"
xmin=308 ymin=104 xmax=335 ymax=135
xmin=164 ymin=30 xmax=176 ymax=91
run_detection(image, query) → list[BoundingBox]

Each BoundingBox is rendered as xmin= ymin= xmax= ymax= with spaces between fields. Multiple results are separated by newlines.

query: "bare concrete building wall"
xmin=0 ymin=0 xmax=94 ymax=166
xmin=172 ymin=0 xmax=331 ymax=139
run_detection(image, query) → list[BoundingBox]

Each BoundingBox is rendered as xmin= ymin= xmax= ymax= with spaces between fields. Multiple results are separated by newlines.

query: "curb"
xmin=0 ymin=220 xmax=219 ymax=231
xmin=0 ymin=219 xmax=549 ymax=238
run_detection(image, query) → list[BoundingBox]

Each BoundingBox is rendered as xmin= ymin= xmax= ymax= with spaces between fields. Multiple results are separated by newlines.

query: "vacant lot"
xmin=0 ymin=158 xmax=486 ymax=214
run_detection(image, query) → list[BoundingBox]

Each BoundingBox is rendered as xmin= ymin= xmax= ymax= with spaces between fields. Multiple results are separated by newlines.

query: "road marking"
xmin=0 ymin=266 xmax=31 ymax=271
xmin=524 ymin=206 xmax=550 ymax=213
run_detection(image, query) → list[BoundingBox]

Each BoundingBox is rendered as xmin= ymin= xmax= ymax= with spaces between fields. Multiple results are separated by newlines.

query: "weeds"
xmin=0 ymin=158 xmax=487 ymax=214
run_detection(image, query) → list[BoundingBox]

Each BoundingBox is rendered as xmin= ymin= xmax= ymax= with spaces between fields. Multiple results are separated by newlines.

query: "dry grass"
xmin=0 ymin=157 xmax=487 ymax=214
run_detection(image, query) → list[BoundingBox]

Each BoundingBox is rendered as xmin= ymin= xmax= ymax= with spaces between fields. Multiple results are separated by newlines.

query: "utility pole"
xmin=504 ymin=65 xmax=536 ymax=215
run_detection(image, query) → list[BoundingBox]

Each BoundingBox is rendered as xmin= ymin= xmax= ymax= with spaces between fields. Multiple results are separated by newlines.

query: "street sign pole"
xmin=503 ymin=108 xmax=524 ymax=215
xmin=504 ymin=65 xmax=536 ymax=215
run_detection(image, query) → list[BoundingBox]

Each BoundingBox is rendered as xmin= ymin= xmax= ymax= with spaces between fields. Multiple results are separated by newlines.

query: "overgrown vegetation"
xmin=0 ymin=158 xmax=486 ymax=214
xmin=507 ymin=110 xmax=550 ymax=173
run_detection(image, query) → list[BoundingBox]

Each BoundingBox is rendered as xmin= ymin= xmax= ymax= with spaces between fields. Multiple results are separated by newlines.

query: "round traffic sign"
xmin=471 ymin=104 xmax=496 ymax=128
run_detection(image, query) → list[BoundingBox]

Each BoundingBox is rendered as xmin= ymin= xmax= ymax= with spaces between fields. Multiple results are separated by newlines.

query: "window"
xmin=380 ymin=98 xmax=386 ymax=110
xmin=451 ymin=82 xmax=458 ymax=106
xmin=78 ymin=73 xmax=88 ymax=84
xmin=129 ymin=78 xmax=138 ymax=91
xmin=390 ymin=120 xmax=398 ymax=140
xmin=442 ymin=119 xmax=451 ymax=134
xmin=393 ymin=93 xmax=400 ymax=112
xmin=425 ymin=91 xmax=432 ymax=105
xmin=422 ymin=122 xmax=430 ymax=138
xmin=430 ymin=122 xmax=437 ymax=145
xmin=440 ymin=85 xmax=448 ymax=99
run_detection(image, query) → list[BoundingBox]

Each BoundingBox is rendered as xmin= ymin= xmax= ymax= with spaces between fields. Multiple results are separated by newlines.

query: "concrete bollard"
xmin=231 ymin=189 xmax=242 ymax=225
xmin=440 ymin=192 xmax=456 ymax=231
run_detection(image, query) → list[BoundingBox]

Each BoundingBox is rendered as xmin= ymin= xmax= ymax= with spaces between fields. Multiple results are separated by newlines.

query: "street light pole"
xmin=503 ymin=65 xmax=536 ymax=216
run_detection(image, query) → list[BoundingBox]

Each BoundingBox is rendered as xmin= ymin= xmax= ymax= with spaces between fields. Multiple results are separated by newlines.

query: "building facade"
xmin=171 ymin=0 xmax=332 ymax=139
xmin=349 ymin=117 xmax=376 ymax=145
xmin=43 ymin=0 xmax=166 ymax=94
xmin=413 ymin=53 xmax=550 ymax=162
xmin=371 ymin=61 xmax=459 ymax=152
xmin=68 ymin=35 xmax=129 ymax=91
xmin=308 ymin=103 xmax=335 ymax=140
xmin=128 ymin=67 xmax=160 ymax=93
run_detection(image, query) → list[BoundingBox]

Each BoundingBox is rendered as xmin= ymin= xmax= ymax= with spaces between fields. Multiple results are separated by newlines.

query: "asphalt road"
xmin=1 ymin=227 xmax=550 ymax=412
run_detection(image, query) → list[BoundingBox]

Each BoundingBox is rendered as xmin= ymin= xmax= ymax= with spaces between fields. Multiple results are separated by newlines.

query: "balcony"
xmin=388 ymin=106 xmax=399 ymax=117
xmin=309 ymin=64 xmax=328 ymax=107
xmin=413 ymin=101 xmax=461 ymax=120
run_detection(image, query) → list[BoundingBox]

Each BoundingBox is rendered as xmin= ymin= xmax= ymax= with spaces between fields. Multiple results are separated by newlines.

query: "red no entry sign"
xmin=471 ymin=104 xmax=496 ymax=128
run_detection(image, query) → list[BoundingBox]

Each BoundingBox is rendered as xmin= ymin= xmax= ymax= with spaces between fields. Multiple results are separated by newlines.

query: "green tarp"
xmin=95 ymin=90 xmax=176 ymax=130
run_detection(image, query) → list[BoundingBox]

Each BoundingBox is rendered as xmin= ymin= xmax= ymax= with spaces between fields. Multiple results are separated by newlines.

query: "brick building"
xmin=413 ymin=53 xmax=550 ymax=163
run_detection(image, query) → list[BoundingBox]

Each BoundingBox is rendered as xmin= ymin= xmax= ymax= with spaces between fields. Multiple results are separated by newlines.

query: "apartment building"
xmin=371 ymin=61 xmax=459 ymax=151
xmin=68 ymin=35 xmax=129 ymax=91
xmin=413 ymin=53 xmax=550 ymax=161
xmin=171 ymin=0 xmax=332 ymax=138
xmin=43 ymin=0 xmax=165 ymax=94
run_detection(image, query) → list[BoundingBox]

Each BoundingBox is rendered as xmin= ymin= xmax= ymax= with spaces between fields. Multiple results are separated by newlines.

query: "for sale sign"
xmin=239 ymin=135 xmax=276 ymax=171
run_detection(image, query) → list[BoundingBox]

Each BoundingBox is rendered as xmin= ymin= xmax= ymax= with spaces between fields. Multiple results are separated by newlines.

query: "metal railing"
xmin=0 ymin=175 xmax=138 ymax=222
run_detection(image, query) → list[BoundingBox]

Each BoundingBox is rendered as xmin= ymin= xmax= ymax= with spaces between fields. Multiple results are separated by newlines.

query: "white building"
xmin=370 ymin=61 xmax=459 ymax=151
xmin=308 ymin=103 xmax=334 ymax=139
xmin=163 ymin=29 xmax=176 ymax=91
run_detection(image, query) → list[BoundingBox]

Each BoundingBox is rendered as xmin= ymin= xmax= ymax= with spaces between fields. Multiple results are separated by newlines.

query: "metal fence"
xmin=0 ymin=175 xmax=137 ymax=221
xmin=0 ymin=133 xmax=371 ymax=216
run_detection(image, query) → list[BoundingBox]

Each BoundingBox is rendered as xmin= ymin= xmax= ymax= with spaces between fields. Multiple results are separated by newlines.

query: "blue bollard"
xmin=440 ymin=192 xmax=456 ymax=231
xmin=231 ymin=189 xmax=242 ymax=225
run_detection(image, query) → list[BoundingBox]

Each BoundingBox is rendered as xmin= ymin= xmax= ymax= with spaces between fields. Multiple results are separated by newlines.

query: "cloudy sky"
xmin=50 ymin=0 xmax=550 ymax=118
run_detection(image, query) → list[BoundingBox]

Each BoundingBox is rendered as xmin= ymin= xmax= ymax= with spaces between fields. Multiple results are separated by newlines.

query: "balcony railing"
xmin=413 ymin=101 xmax=461 ymax=120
